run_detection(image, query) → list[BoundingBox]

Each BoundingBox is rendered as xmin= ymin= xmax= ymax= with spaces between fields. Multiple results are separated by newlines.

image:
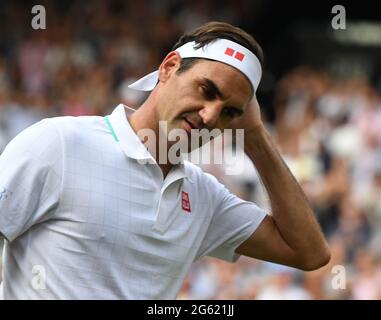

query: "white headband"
xmin=128 ymin=39 xmax=262 ymax=93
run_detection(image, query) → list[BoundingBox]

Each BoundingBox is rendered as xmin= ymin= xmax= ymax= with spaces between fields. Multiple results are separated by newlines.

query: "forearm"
xmin=244 ymin=124 xmax=330 ymax=267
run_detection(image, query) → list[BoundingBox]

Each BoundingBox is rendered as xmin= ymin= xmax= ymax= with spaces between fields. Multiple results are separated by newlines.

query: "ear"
xmin=158 ymin=51 xmax=181 ymax=84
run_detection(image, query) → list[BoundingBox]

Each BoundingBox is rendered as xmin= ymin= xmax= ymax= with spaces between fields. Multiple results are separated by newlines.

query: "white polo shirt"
xmin=0 ymin=104 xmax=266 ymax=299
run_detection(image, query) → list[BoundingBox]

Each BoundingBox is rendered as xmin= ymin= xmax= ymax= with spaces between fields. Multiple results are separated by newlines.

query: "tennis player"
xmin=0 ymin=21 xmax=330 ymax=299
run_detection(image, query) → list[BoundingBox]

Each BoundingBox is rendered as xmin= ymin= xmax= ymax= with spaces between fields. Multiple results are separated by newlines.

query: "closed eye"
xmin=222 ymin=107 xmax=243 ymax=118
xmin=199 ymin=78 xmax=224 ymax=101
xmin=201 ymin=85 xmax=216 ymax=100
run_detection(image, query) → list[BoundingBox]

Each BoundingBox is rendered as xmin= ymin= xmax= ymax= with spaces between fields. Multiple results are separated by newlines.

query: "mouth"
xmin=182 ymin=118 xmax=195 ymax=134
xmin=184 ymin=118 xmax=200 ymax=131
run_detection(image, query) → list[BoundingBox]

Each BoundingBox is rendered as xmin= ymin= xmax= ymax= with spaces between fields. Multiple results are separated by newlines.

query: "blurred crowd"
xmin=0 ymin=0 xmax=254 ymax=150
xmin=1 ymin=0 xmax=381 ymax=300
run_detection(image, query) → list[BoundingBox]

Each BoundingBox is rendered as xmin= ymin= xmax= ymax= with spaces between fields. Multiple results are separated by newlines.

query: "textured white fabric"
xmin=0 ymin=104 xmax=266 ymax=299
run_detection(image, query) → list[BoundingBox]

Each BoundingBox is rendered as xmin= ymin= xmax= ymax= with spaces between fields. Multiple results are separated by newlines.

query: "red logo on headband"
xmin=224 ymin=47 xmax=245 ymax=61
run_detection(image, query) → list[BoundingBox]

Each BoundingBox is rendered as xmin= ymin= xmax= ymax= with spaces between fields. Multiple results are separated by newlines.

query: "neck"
xmin=126 ymin=99 xmax=173 ymax=178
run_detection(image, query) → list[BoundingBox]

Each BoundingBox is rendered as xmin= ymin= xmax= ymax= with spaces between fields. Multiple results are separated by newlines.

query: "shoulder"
xmin=44 ymin=115 xmax=110 ymax=145
xmin=0 ymin=118 xmax=63 ymax=173
xmin=9 ymin=115 xmax=103 ymax=139
xmin=2 ymin=115 xmax=106 ymax=159
xmin=1 ymin=118 xmax=60 ymax=156
xmin=48 ymin=115 xmax=104 ymax=134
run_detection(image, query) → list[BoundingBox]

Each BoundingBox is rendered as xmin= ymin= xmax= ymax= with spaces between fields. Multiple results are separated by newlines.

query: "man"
xmin=0 ymin=22 xmax=330 ymax=299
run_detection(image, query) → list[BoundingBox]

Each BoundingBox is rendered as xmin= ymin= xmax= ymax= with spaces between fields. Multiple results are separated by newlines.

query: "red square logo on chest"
xmin=181 ymin=191 xmax=191 ymax=213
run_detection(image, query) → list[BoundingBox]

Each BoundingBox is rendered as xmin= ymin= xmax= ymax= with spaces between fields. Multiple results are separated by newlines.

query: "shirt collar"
xmin=106 ymin=104 xmax=192 ymax=182
xmin=107 ymin=104 xmax=153 ymax=161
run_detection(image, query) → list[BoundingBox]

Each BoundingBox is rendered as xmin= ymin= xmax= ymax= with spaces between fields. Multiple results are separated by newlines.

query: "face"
xmin=155 ymin=52 xmax=253 ymax=151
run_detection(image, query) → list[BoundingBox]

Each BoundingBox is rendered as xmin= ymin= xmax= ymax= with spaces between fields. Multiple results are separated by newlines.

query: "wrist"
xmin=244 ymin=123 xmax=267 ymax=149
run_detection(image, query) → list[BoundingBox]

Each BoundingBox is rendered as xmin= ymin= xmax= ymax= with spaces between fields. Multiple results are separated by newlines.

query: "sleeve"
xmin=0 ymin=119 xmax=62 ymax=242
xmin=196 ymin=173 xmax=267 ymax=262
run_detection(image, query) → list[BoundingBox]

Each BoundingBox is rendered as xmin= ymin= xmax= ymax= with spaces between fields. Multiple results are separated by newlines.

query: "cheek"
xmin=165 ymin=84 xmax=202 ymax=118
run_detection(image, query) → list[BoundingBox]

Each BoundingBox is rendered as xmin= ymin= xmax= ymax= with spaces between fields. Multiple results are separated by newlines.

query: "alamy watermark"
xmin=135 ymin=122 xmax=246 ymax=175
xmin=31 ymin=265 xmax=46 ymax=290
xmin=331 ymin=5 xmax=346 ymax=30
xmin=331 ymin=264 xmax=346 ymax=290
xmin=31 ymin=5 xmax=46 ymax=30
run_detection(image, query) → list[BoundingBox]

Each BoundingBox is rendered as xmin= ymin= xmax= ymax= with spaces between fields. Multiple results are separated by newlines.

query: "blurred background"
xmin=1 ymin=0 xmax=381 ymax=299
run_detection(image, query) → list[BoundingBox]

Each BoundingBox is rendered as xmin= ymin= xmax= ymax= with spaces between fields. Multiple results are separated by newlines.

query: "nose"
xmin=198 ymin=103 xmax=222 ymax=128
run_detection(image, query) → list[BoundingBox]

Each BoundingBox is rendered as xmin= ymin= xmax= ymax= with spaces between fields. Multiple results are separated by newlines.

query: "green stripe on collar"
xmin=104 ymin=116 xmax=119 ymax=142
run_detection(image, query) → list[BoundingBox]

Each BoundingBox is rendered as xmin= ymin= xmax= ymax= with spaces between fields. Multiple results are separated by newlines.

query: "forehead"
xmin=185 ymin=59 xmax=253 ymax=102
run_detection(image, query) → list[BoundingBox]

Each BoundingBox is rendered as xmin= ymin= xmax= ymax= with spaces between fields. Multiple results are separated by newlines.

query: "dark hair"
xmin=172 ymin=21 xmax=264 ymax=75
